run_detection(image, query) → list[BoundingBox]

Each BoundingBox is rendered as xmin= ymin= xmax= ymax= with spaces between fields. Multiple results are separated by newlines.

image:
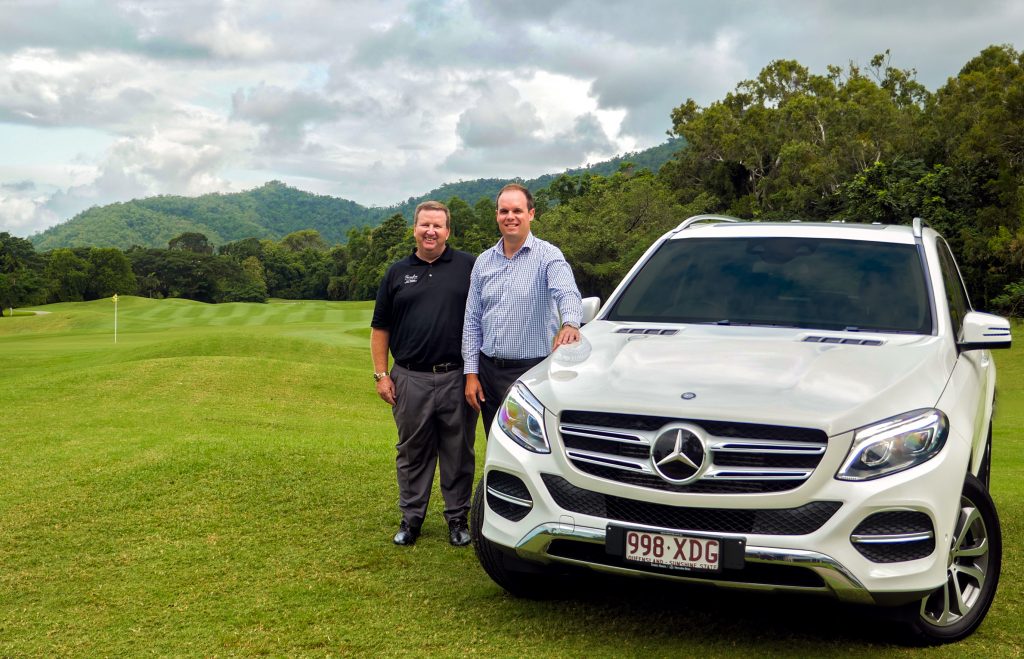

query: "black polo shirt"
xmin=371 ymin=246 xmax=475 ymax=366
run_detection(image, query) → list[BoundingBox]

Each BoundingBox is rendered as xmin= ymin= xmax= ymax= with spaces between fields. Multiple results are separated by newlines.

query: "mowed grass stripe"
xmin=1 ymin=301 xmax=1022 ymax=656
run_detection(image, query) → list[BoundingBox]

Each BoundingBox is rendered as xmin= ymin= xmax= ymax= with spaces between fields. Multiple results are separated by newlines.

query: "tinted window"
xmin=608 ymin=237 xmax=932 ymax=333
xmin=935 ymin=238 xmax=971 ymax=337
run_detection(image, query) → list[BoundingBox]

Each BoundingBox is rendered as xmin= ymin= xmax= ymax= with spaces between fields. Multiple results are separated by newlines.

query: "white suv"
xmin=471 ymin=216 xmax=1012 ymax=644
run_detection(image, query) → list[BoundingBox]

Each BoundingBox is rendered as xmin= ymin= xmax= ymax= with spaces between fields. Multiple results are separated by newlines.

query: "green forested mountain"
xmin=30 ymin=181 xmax=373 ymax=251
xmin=30 ymin=139 xmax=684 ymax=251
xmin=381 ymin=138 xmax=685 ymax=219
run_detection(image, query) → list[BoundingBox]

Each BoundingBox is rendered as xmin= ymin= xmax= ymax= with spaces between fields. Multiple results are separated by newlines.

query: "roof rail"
xmin=672 ymin=214 xmax=742 ymax=233
xmin=912 ymin=217 xmax=929 ymax=238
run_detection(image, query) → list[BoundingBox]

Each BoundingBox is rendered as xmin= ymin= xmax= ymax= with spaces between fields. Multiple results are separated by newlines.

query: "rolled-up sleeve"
xmin=546 ymin=250 xmax=583 ymax=327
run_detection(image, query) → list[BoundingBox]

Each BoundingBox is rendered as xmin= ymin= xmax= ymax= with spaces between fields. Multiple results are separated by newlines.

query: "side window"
xmin=934 ymin=239 xmax=971 ymax=338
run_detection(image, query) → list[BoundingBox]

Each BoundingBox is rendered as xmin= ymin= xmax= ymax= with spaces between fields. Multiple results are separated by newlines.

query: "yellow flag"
xmin=112 ymin=294 xmax=119 ymax=303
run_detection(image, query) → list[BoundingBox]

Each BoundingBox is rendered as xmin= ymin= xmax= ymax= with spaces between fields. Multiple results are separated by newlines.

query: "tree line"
xmin=540 ymin=46 xmax=1024 ymax=314
xmin=0 ymin=210 xmax=500 ymax=310
xmin=3 ymin=46 xmax=1024 ymax=316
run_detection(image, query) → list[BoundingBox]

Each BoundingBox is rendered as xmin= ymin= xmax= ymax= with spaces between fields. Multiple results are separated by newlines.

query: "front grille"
xmin=714 ymin=453 xmax=822 ymax=468
xmin=561 ymin=434 xmax=651 ymax=459
xmin=542 ymin=474 xmax=840 ymax=535
xmin=559 ymin=411 xmax=828 ymax=494
xmin=486 ymin=470 xmax=533 ymax=522
xmin=851 ymin=511 xmax=935 ymax=563
xmin=561 ymin=412 xmax=827 ymax=442
xmin=546 ymin=540 xmax=826 ymax=588
xmin=570 ymin=463 xmax=801 ymax=494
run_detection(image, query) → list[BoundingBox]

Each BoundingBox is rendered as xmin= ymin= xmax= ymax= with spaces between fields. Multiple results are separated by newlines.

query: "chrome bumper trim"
xmin=514 ymin=523 xmax=875 ymax=605
xmin=485 ymin=486 xmax=533 ymax=509
xmin=850 ymin=531 xmax=934 ymax=544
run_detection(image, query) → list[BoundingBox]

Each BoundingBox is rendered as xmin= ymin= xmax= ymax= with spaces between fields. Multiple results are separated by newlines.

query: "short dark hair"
xmin=414 ymin=200 xmax=450 ymax=229
xmin=496 ymin=183 xmax=534 ymax=211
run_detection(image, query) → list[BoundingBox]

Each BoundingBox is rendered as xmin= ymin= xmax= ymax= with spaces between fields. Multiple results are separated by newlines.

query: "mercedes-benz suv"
xmin=471 ymin=216 xmax=1012 ymax=644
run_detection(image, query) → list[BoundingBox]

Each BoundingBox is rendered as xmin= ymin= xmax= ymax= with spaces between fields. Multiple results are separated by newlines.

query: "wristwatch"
xmin=373 ymin=371 xmax=389 ymax=382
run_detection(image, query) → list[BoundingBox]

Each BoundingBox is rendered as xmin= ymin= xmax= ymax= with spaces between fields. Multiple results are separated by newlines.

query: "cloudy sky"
xmin=1 ymin=0 xmax=1022 ymax=237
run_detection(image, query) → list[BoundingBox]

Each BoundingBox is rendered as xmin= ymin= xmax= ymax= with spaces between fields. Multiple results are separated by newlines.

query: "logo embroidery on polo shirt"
xmin=404 ymin=274 xmax=419 ymax=284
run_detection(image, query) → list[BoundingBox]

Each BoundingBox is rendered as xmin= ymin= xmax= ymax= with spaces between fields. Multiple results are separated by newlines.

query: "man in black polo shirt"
xmin=370 ymin=200 xmax=477 ymax=547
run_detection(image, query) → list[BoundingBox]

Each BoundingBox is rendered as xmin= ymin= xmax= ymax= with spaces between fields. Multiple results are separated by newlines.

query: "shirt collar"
xmin=409 ymin=244 xmax=452 ymax=265
xmin=491 ymin=232 xmax=535 ymax=258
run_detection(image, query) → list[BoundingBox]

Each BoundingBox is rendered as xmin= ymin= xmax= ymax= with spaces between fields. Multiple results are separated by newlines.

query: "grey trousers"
xmin=391 ymin=365 xmax=478 ymax=527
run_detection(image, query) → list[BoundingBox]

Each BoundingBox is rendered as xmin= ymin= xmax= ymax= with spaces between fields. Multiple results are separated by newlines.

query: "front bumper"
xmin=479 ymin=413 xmax=972 ymax=607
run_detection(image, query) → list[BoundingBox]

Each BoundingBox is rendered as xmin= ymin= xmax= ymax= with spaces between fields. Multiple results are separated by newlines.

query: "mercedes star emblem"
xmin=651 ymin=427 xmax=706 ymax=483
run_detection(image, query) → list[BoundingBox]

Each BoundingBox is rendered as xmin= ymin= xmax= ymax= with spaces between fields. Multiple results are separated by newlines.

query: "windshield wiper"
xmin=705 ymin=319 xmax=802 ymax=329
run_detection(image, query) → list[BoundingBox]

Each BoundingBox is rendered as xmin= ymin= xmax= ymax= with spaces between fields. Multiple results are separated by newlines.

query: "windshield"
xmin=607 ymin=237 xmax=932 ymax=333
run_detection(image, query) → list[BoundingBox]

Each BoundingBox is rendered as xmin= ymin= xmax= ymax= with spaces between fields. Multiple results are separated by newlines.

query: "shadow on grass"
xmin=481 ymin=571 xmax=913 ymax=651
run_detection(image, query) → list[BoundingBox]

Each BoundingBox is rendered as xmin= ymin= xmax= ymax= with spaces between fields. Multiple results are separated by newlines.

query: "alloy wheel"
xmin=918 ymin=495 xmax=991 ymax=626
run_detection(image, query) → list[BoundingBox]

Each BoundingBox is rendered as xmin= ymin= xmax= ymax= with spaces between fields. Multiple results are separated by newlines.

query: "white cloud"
xmin=231 ymin=83 xmax=342 ymax=154
xmin=453 ymin=80 xmax=544 ymax=149
xmin=192 ymin=10 xmax=274 ymax=59
xmin=1 ymin=0 xmax=1023 ymax=237
xmin=443 ymin=79 xmax=616 ymax=177
xmin=0 ymin=192 xmax=57 ymax=235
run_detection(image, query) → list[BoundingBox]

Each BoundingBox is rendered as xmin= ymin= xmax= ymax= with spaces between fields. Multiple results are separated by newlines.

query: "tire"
xmin=977 ymin=424 xmax=993 ymax=490
xmin=470 ymin=478 xmax=561 ymax=598
xmin=900 ymin=473 xmax=1001 ymax=644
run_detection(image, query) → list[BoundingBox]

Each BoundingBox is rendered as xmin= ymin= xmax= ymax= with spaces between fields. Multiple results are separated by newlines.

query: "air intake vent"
xmin=850 ymin=511 xmax=935 ymax=563
xmin=615 ymin=328 xmax=679 ymax=336
xmin=803 ymin=336 xmax=883 ymax=346
xmin=486 ymin=470 xmax=533 ymax=522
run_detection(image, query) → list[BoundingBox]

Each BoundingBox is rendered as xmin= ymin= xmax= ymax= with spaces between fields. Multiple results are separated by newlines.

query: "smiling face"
xmin=496 ymin=188 xmax=535 ymax=246
xmin=413 ymin=208 xmax=450 ymax=261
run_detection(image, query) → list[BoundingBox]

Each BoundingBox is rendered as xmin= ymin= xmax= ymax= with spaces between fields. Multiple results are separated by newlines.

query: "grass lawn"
xmin=1 ymin=297 xmax=1022 ymax=656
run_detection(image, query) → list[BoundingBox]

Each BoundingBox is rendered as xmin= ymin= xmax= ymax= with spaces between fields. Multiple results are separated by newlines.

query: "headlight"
xmin=497 ymin=383 xmax=550 ymax=453
xmin=836 ymin=409 xmax=949 ymax=481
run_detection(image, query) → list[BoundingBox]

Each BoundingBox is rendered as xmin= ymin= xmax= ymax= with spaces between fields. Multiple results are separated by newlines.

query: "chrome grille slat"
xmin=559 ymin=424 xmax=648 ymax=444
xmin=704 ymin=466 xmax=814 ymax=481
xmin=709 ymin=439 xmax=826 ymax=455
xmin=565 ymin=449 xmax=654 ymax=473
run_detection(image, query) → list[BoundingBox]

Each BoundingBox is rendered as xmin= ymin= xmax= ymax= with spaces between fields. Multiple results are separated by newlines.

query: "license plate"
xmin=623 ymin=529 xmax=722 ymax=572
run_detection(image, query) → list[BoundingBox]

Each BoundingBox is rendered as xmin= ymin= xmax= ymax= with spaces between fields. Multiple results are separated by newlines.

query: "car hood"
xmin=522 ymin=321 xmax=954 ymax=437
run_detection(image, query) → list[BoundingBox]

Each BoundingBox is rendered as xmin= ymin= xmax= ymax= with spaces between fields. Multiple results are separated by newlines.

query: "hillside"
xmin=381 ymin=137 xmax=685 ymax=219
xmin=30 ymin=182 xmax=374 ymax=251
xmin=29 ymin=138 xmax=684 ymax=251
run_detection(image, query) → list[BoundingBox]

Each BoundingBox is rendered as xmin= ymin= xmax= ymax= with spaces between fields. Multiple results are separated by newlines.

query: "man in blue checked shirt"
xmin=462 ymin=183 xmax=583 ymax=434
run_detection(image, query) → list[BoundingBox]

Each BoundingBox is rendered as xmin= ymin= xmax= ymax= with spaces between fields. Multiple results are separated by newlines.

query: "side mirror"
xmin=581 ymin=297 xmax=601 ymax=325
xmin=959 ymin=311 xmax=1012 ymax=351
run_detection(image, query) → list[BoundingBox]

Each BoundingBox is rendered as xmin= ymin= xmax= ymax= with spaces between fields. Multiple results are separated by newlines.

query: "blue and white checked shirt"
xmin=462 ymin=233 xmax=583 ymax=374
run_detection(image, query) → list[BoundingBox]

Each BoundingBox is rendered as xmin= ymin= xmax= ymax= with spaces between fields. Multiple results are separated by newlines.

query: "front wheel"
xmin=901 ymin=473 xmax=1001 ymax=644
xmin=471 ymin=478 xmax=562 ymax=598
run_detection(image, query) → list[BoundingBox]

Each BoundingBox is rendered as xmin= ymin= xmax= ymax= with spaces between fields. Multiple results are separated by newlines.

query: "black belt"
xmin=480 ymin=352 xmax=545 ymax=369
xmin=398 ymin=361 xmax=463 ymax=373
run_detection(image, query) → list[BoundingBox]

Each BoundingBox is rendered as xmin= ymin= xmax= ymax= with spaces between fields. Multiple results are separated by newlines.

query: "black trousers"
xmin=478 ymin=354 xmax=545 ymax=436
xmin=391 ymin=365 xmax=478 ymax=526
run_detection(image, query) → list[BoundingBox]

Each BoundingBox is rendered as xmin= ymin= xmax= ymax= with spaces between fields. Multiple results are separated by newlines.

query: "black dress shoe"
xmin=393 ymin=520 xmax=421 ymax=546
xmin=448 ymin=517 xmax=471 ymax=546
